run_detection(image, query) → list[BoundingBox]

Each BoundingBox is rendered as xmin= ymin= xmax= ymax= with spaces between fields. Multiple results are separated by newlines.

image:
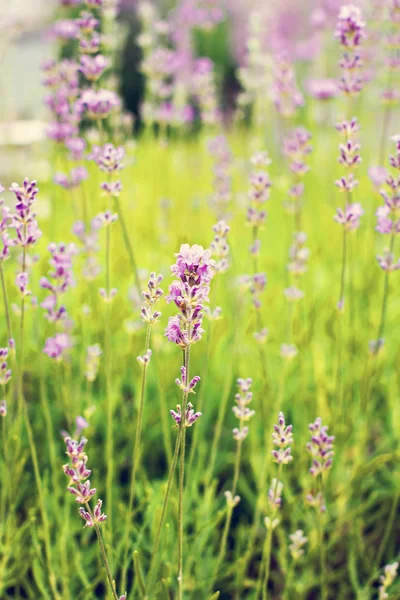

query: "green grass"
xmin=0 ymin=105 xmax=399 ymax=600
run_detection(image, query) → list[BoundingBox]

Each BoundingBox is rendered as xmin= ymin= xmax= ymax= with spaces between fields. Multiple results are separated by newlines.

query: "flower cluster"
xmin=9 ymin=179 xmax=42 ymax=250
xmin=289 ymin=530 xmax=308 ymax=561
xmin=192 ymin=58 xmax=220 ymax=126
xmin=379 ymin=561 xmax=398 ymax=600
xmin=271 ymin=412 xmax=293 ymax=465
xmin=0 ymin=347 xmax=12 ymax=418
xmin=272 ymin=53 xmax=304 ymax=119
xmin=287 ymin=232 xmax=310 ymax=276
xmin=246 ymin=151 xmax=272 ymax=243
xmin=249 ymin=272 xmax=267 ymax=310
xmin=0 ymin=186 xmax=12 ymax=264
xmin=73 ymin=219 xmax=102 ymax=281
xmin=40 ymin=243 xmax=78 ymax=323
xmin=232 ymin=377 xmax=254 ymax=441
xmin=91 ymin=143 xmax=125 ymax=198
xmin=43 ymin=332 xmax=72 ymax=362
xmin=210 ymin=220 xmax=230 ymax=275
xmin=140 ymin=272 xmax=163 ymax=324
xmin=63 ymin=436 xmax=107 ymax=528
xmin=170 ymin=401 xmax=202 ymax=428
xmin=54 ymin=167 xmax=88 ymax=190
xmin=85 ymin=344 xmax=102 ymax=382
xmin=335 ymin=5 xmax=366 ymax=96
xmin=334 ymin=118 xmax=363 ymax=201
xmin=208 ymin=135 xmax=232 ymax=219
xmin=175 ymin=366 xmax=200 ymax=394
xmin=165 ymin=244 xmax=214 ymax=347
xmin=375 ymin=136 xmax=400 ymax=271
xmin=306 ymin=417 xmax=335 ymax=477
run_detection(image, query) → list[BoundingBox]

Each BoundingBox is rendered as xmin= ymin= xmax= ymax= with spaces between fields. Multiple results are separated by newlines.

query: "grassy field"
xmin=0 ymin=2 xmax=400 ymax=600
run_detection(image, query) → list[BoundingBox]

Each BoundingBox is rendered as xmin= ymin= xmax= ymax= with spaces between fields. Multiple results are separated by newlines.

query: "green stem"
xmin=22 ymin=398 xmax=61 ymax=599
xmin=105 ymin=217 xmax=114 ymax=532
xmin=318 ymin=477 xmax=328 ymax=600
xmin=178 ymin=343 xmax=191 ymax=600
xmin=86 ymin=503 xmax=119 ymax=600
xmin=146 ymin=430 xmax=182 ymax=595
xmin=213 ymin=438 xmax=243 ymax=587
xmin=121 ymin=322 xmax=152 ymax=592
xmin=114 ymin=196 xmax=141 ymax=297
xmin=374 ymin=234 xmax=396 ymax=355
xmin=0 ymin=263 xmax=13 ymax=346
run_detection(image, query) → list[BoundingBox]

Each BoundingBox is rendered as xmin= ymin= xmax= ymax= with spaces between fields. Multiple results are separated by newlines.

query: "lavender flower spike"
xmin=170 ymin=402 xmax=202 ymax=428
xmin=272 ymin=412 xmax=294 ymax=465
xmin=307 ymin=417 xmax=335 ymax=477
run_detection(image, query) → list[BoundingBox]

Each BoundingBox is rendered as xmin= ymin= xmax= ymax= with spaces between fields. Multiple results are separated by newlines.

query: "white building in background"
xmin=0 ymin=0 xmax=57 ymax=120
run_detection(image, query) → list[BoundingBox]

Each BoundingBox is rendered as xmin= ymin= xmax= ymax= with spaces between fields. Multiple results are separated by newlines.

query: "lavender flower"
xmin=77 ymin=89 xmax=120 ymax=120
xmin=272 ymin=53 xmax=304 ymax=119
xmin=175 ymin=366 xmax=200 ymax=394
xmin=164 ymin=244 xmax=214 ymax=348
xmin=85 ymin=344 xmax=102 ymax=382
xmin=170 ymin=401 xmax=202 ymax=427
xmin=232 ymin=377 xmax=254 ymax=439
xmin=272 ymin=412 xmax=293 ymax=465
xmin=140 ymin=272 xmax=163 ymax=324
xmin=307 ymin=417 xmax=335 ymax=477
xmin=44 ymin=333 xmax=71 ymax=362
xmin=0 ymin=400 xmax=6 ymax=417
xmin=0 ymin=348 xmax=12 ymax=388
xmin=63 ymin=435 xmax=106 ymax=523
xmin=379 ymin=562 xmax=398 ymax=600
xmin=210 ymin=220 xmax=230 ymax=275
xmin=289 ymin=530 xmax=308 ymax=560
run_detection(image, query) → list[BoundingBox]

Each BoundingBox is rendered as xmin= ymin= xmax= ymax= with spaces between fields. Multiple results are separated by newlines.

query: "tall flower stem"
xmin=146 ymin=430 xmax=182 ymax=596
xmin=257 ymin=464 xmax=282 ymax=600
xmin=105 ymin=214 xmax=114 ymax=533
xmin=121 ymin=322 xmax=152 ymax=592
xmin=178 ymin=342 xmax=191 ymax=600
xmin=0 ymin=263 xmax=13 ymax=347
xmin=21 ymin=397 xmax=61 ymax=599
xmin=318 ymin=478 xmax=328 ymax=600
xmin=213 ymin=436 xmax=243 ymax=583
xmin=86 ymin=503 xmax=119 ymax=600
xmin=374 ymin=234 xmax=396 ymax=355
xmin=114 ymin=196 xmax=141 ymax=297
xmin=17 ymin=246 xmax=26 ymax=426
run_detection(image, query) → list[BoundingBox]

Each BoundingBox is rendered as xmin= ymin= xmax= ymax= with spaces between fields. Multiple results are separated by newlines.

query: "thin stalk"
xmin=178 ymin=343 xmax=191 ymax=600
xmin=0 ymin=263 xmax=13 ymax=346
xmin=121 ymin=322 xmax=152 ymax=592
xmin=22 ymin=398 xmax=61 ymax=599
xmin=374 ymin=234 xmax=395 ymax=355
xmin=86 ymin=503 xmax=119 ymax=600
xmin=146 ymin=430 xmax=182 ymax=595
xmin=114 ymin=196 xmax=141 ymax=297
xmin=105 ymin=192 xmax=114 ymax=533
xmin=318 ymin=478 xmax=328 ymax=600
xmin=256 ymin=465 xmax=282 ymax=600
xmin=213 ymin=437 xmax=243 ymax=584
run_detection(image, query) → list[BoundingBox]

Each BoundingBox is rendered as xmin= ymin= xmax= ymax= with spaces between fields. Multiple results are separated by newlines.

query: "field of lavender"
xmin=0 ymin=1 xmax=399 ymax=599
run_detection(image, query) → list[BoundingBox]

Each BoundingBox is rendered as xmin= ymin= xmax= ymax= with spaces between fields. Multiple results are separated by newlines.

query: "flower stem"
xmin=0 ymin=263 xmax=13 ymax=346
xmin=86 ymin=503 xmax=119 ymax=600
xmin=146 ymin=430 xmax=182 ymax=595
xmin=114 ymin=196 xmax=141 ymax=297
xmin=121 ymin=322 xmax=152 ymax=592
xmin=178 ymin=343 xmax=191 ymax=600
xmin=374 ymin=234 xmax=396 ymax=355
xmin=213 ymin=438 xmax=243 ymax=586
xmin=105 ymin=217 xmax=114 ymax=533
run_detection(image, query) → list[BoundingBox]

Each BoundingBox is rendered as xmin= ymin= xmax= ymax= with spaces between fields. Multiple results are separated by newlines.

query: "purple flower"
xmin=232 ymin=377 xmax=255 ymax=436
xmin=53 ymin=19 xmax=79 ymax=40
xmin=0 ymin=400 xmax=6 ymax=417
xmin=43 ymin=333 xmax=71 ymax=361
xmin=335 ymin=5 xmax=366 ymax=49
xmin=79 ymin=54 xmax=110 ymax=81
xmin=170 ymin=402 xmax=202 ymax=427
xmin=334 ymin=203 xmax=364 ymax=231
xmin=272 ymin=53 xmax=304 ymax=119
xmin=15 ymin=272 xmax=30 ymax=296
xmin=90 ymin=144 xmax=125 ymax=173
xmin=307 ymin=417 xmax=335 ymax=477
xmin=76 ymin=89 xmax=120 ymax=120
xmin=175 ymin=366 xmax=200 ymax=393
xmin=79 ymin=499 xmax=107 ymax=527
xmin=65 ymin=137 xmax=87 ymax=161
xmin=307 ymin=78 xmax=338 ymax=101
xmin=75 ymin=10 xmax=99 ymax=35
xmin=272 ymin=412 xmax=294 ymax=465
xmin=140 ymin=272 xmax=163 ymax=324
xmin=164 ymin=244 xmax=214 ymax=348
